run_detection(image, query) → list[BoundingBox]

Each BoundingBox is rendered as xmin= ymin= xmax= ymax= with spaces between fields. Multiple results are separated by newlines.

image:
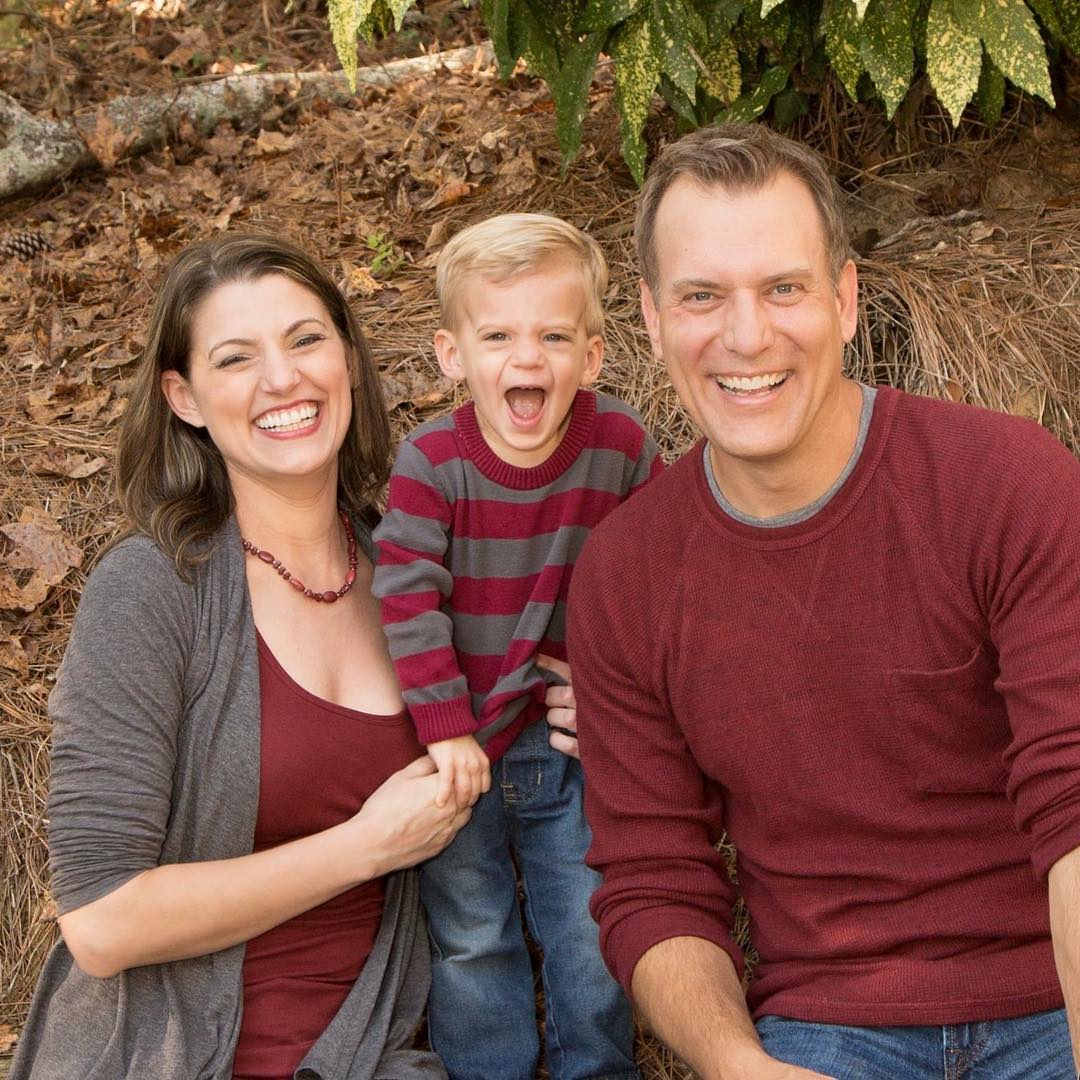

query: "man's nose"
xmin=721 ymin=292 xmax=774 ymax=358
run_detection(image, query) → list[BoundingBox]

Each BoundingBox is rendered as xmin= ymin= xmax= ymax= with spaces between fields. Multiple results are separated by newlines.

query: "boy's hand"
xmin=427 ymin=734 xmax=491 ymax=808
xmin=537 ymin=654 xmax=579 ymax=760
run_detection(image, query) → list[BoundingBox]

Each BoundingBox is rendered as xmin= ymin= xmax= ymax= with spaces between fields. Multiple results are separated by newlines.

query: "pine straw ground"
xmin=2 ymin=19 xmax=1080 ymax=1075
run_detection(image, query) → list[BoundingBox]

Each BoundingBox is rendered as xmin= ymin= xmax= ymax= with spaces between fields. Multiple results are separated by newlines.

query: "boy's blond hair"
xmin=436 ymin=213 xmax=608 ymax=336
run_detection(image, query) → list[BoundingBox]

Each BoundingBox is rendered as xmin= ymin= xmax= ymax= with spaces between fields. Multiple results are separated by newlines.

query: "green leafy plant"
xmin=326 ymin=0 xmax=1077 ymax=182
xmin=365 ymin=231 xmax=406 ymax=277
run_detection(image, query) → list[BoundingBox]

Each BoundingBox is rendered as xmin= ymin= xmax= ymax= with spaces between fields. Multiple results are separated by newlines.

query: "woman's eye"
xmin=216 ymin=353 xmax=249 ymax=368
xmin=294 ymin=334 xmax=324 ymax=348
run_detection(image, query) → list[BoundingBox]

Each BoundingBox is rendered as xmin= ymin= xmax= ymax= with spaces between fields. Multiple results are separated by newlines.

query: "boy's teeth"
xmin=255 ymin=404 xmax=319 ymax=430
xmin=506 ymin=388 xmax=545 ymax=420
xmin=717 ymin=373 xmax=787 ymax=392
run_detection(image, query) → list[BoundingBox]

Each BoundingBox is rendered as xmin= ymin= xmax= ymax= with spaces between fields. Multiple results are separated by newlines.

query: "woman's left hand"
xmin=536 ymin=655 xmax=579 ymax=760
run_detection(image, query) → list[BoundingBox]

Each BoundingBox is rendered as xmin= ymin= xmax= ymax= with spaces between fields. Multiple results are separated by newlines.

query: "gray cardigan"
xmin=11 ymin=517 xmax=445 ymax=1080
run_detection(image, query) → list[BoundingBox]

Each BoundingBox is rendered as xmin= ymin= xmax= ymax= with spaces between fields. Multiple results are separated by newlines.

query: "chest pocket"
xmin=885 ymin=644 xmax=1008 ymax=794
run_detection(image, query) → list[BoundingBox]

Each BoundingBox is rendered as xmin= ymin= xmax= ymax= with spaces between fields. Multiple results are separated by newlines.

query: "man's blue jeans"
xmin=419 ymin=720 xmax=638 ymax=1080
xmin=756 ymin=1008 xmax=1074 ymax=1079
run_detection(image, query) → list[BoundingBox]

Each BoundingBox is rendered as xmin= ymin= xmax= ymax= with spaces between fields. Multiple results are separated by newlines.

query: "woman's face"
xmin=162 ymin=273 xmax=354 ymax=495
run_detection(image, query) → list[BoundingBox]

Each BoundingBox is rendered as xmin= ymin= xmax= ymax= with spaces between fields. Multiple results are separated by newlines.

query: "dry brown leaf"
xmin=1011 ymin=386 xmax=1045 ymax=421
xmin=2 ymin=507 xmax=83 ymax=584
xmin=0 ymin=572 xmax=50 ymax=613
xmin=0 ymin=634 xmax=29 ymax=677
xmin=0 ymin=1022 xmax=18 ymax=1054
xmin=341 ymin=261 xmax=383 ymax=298
xmin=425 ymin=217 xmax=454 ymax=251
xmin=211 ymin=195 xmax=244 ymax=231
xmin=421 ymin=180 xmax=473 ymax=212
xmin=381 ymin=369 xmax=454 ymax=410
xmin=84 ymin=107 xmax=137 ymax=170
xmin=29 ymin=447 xmax=109 ymax=479
xmin=255 ymin=129 xmax=297 ymax=157
xmin=495 ymin=146 xmax=536 ymax=197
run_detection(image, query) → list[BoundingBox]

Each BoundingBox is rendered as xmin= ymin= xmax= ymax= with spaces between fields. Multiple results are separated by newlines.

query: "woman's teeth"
xmin=255 ymin=404 xmax=319 ymax=431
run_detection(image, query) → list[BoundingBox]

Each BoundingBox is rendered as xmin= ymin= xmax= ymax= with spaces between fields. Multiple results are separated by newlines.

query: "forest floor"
xmin=1 ymin=1 xmax=1079 ymax=1075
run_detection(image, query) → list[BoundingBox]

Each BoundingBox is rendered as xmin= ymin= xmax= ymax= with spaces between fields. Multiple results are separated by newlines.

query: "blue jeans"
xmin=419 ymin=720 xmax=638 ymax=1080
xmin=756 ymin=1009 xmax=1074 ymax=1079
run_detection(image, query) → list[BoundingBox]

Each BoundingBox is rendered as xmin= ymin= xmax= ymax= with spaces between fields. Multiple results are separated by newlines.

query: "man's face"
xmin=641 ymin=171 xmax=858 ymax=491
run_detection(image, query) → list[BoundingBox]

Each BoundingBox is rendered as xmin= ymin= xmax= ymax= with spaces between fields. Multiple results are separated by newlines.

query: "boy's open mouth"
xmin=505 ymin=387 xmax=546 ymax=421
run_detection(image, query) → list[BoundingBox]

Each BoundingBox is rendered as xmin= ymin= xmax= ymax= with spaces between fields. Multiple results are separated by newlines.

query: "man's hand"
xmin=426 ymin=734 xmax=491 ymax=809
xmin=537 ymin=654 xmax=579 ymax=759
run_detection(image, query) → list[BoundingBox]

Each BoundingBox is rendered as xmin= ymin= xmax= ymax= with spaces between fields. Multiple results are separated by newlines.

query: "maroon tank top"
xmin=232 ymin=633 xmax=424 ymax=1080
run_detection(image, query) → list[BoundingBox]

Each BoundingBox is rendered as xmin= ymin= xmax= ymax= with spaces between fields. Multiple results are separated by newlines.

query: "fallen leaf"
xmin=420 ymin=180 xmax=472 ymax=211
xmin=0 ymin=572 xmax=50 ymax=613
xmin=425 ymin=217 xmax=454 ymax=251
xmin=1011 ymin=386 xmax=1044 ymax=421
xmin=1 ymin=507 xmax=83 ymax=584
xmin=0 ymin=1022 xmax=17 ymax=1053
xmin=0 ymin=634 xmax=29 ymax=677
xmin=211 ymin=195 xmax=244 ymax=231
xmin=255 ymin=129 xmax=297 ymax=157
xmin=84 ymin=108 xmax=137 ymax=170
xmin=29 ymin=446 xmax=109 ymax=479
xmin=341 ymin=261 xmax=382 ymax=298
xmin=380 ymin=369 xmax=454 ymax=410
xmin=495 ymin=146 xmax=536 ymax=197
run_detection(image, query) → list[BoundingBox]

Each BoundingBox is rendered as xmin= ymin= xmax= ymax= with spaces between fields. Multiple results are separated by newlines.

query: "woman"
xmin=11 ymin=234 xmax=472 ymax=1079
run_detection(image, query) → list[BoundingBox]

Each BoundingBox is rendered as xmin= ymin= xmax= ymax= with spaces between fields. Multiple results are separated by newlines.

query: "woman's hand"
xmin=354 ymin=755 xmax=473 ymax=876
xmin=536 ymin=655 xmax=579 ymax=759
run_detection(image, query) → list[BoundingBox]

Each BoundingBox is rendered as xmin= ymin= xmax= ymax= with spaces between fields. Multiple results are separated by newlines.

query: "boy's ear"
xmin=579 ymin=334 xmax=604 ymax=387
xmin=433 ymin=329 xmax=466 ymax=381
xmin=160 ymin=369 xmax=207 ymax=428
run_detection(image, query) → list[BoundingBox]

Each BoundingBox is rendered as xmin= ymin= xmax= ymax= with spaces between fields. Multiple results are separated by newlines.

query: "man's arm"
xmin=632 ymin=937 xmax=832 ymax=1080
xmin=1049 ymin=846 xmax=1080 ymax=1070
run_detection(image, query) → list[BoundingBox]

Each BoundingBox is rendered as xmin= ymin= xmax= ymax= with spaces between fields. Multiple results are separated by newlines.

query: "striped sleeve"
xmin=373 ymin=437 xmax=479 ymax=744
xmin=631 ymin=430 xmax=665 ymax=494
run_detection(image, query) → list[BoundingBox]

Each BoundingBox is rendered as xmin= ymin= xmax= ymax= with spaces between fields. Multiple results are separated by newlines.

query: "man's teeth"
xmin=255 ymin=404 xmax=319 ymax=430
xmin=716 ymin=373 xmax=788 ymax=393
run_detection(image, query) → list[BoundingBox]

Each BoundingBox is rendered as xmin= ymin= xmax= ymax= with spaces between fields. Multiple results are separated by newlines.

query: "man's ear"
xmin=160 ymin=369 xmax=206 ymax=428
xmin=579 ymin=335 xmax=604 ymax=387
xmin=836 ymin=259 xmax=859 ymax=344
xmin=433 ymin=329 xmax=465 ymax=381
xmin=640 ymin=279 xmax=662 ymax=358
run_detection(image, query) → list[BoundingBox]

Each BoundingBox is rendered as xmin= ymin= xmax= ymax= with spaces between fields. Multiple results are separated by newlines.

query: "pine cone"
xmin=1 ymin=230 xmax=52 ymax=261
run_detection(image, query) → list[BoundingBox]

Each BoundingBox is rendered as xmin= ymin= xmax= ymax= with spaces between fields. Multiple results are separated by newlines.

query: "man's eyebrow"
xmin=669 ymin=278 xmax=722 ymax=293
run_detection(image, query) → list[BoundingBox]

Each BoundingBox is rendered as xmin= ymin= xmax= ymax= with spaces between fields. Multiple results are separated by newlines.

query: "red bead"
xmin=257 ymin=550 xmax=274 ymax=564
xmin=344 ymin=568 xmax=356 ymax=586
xmin=322 ymin=590 xmax=339 ymax=603
xmin=289 ymin=577 xmax=306 ymax=591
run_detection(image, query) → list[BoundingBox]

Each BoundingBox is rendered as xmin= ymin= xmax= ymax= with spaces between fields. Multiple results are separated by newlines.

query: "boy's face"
xmin=434 ymin=260 xmax=603 ymax=468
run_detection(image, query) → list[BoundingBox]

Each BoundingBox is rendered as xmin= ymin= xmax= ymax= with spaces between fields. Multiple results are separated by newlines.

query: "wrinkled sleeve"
xmin=568 ymin=534 xmax=739 ymax=997
xmin=373 ymin=439 xmax=478 ymax=744
xmin=993 ymin=428 xmax=1080 ymax=878
xmin=47 ymin=540 xmax=193 ymax=914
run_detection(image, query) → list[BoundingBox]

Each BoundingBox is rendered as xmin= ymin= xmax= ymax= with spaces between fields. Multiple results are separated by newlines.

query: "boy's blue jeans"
xmin=756 ymin=1008 xmax=1074 ymax=1078
xmin=419 ymin=719 xmax=639 ymax=1080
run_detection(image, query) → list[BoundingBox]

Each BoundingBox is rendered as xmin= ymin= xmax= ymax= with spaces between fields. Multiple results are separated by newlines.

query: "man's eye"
xmin=772 ymin=283 xmax=797 ymax=296
xmin=687 ymin=292 xmax=713 ymax=303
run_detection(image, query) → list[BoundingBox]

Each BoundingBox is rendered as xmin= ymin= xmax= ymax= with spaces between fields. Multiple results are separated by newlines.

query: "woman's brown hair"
xmin=116 ymin=232 xmax=391 ymax=573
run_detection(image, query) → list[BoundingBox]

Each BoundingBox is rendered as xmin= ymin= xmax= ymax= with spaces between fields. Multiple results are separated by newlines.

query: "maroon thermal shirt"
xmin=569 ymin=386 xmax=1080 ymax=1025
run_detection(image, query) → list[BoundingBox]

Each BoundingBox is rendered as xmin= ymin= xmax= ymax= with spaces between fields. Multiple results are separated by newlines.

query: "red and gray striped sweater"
xmin=373 ymin=389 xmax=663 ymax=763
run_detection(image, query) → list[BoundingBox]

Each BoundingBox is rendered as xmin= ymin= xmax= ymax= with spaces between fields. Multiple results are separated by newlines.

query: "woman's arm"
xmin=60 ymin=755 xmax=467 ymax=978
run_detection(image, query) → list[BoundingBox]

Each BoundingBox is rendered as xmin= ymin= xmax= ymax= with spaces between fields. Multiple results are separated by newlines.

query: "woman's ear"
xmin=160 ymin=369 xmax=206 ymax=428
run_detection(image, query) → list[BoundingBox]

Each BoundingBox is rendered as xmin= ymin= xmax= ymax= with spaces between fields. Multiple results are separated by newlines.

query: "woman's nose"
xmin=260 ymin=348 xmax=302 ymax=392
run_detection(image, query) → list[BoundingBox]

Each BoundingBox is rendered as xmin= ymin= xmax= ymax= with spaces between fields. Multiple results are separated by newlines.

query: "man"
xmin=566 ymin=123 xmax=1080 ymax=1079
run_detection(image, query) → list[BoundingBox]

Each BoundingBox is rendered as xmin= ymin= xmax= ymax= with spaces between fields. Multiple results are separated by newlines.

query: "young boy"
xmin=373 ymin=214 xmax=661 ymax=1080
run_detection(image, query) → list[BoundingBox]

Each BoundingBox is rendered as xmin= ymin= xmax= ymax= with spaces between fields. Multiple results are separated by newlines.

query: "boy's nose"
xmin=512 ymin=338 xmax=544 ymax=366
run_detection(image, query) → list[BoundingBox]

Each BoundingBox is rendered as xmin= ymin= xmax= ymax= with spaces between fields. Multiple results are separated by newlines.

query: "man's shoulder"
xmin=888 ymin=387 xmax=1075 ymax=475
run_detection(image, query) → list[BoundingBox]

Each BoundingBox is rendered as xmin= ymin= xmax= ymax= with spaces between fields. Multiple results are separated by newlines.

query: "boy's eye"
xmin=484 ymin=332 xmax=509 ymax=342
xmin=544 ymin=332 xmax=570 ymax=343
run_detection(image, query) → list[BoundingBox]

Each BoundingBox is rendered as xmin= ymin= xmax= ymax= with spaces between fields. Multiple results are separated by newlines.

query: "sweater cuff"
xmin=1029 ymin=810 xmax=1080 ymax=880
xmin=602 ymin=906 xmax=743 ymax=1001
xmin=409 ymin=698 xmax=481 ymax=745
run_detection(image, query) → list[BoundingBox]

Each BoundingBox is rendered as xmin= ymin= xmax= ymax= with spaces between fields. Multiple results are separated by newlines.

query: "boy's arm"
xmin=629 ymin=429 xmax=665 ymax=496
xmin=373 ymin=439 xmax=480 ymax=747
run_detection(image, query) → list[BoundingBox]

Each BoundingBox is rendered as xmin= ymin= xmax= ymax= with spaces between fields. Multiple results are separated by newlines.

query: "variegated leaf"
xmin=700 ymin=34 xmax=742 ymax=102
xmin=578 ymin=0 xmax=644 ymax=31
xmin=926 ymin=0 xmax=982 ymax=124
xmin=549 ymin=30 xmax=605 ymax=165
xmin=822 ymin=0 xmax=865 ymax=99
xmin=328 ymin=0 xmax=376 ymax=90
xmin=953 ymin=0 xmax=1055 ymax=105
xmin=481 ymin=0 xmax=515 ymax=73
xmin=1057 ymin=0 xmax=1080 ymax=50
xmin=859 ymin=0 xmax=915 ymax=118
xmin=655 ymin=0 xmax=699 ymax=100
xmin=386 ymin=0 xmax=414 ymax=30
xmin=718 ymin=63 xmax=790 ymax=123
xmin=1025 ymin=0 xmax=1064 ymax=39
xmin=761 ymin=0 xmax=787 ymax=15
xmin=974 ymin=47 xmax=1006 ymax=124
xmin=854 ymin=0 xmax=871 ymax=16
xmin=612 ymin=6 xmax=665 ymax=183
